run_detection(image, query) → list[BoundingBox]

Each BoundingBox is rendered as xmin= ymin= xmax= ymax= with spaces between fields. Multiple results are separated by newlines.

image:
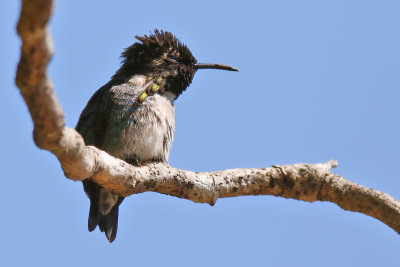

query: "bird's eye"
xmin=167 ymin=54 xmax=178 ymax=62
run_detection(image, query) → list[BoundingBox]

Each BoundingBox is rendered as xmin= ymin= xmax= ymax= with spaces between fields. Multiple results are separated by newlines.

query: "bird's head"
xmin=112 ymin=30 xmax=238 ymax=98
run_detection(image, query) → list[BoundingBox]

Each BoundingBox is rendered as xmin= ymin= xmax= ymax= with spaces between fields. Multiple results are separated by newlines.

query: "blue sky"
xmin=2 ymin=0 xmax=400 ymax=266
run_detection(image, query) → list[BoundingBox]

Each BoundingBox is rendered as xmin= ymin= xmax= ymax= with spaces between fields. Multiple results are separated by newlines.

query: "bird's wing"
xmin=75 ymin=82 xmax=124 ymax=243
xmin=75 ymin=83 xmax=113 ymax=147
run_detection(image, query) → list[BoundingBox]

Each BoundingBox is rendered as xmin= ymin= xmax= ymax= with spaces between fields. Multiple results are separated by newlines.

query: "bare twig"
xmin=15 ymin=0 xmax=400 ymax=236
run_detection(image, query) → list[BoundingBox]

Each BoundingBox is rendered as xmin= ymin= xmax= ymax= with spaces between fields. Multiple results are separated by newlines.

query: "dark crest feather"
xmin=118 ymin=30 xmax=196 ymax=68
xmin=134 ymin=30 xmax=196 ymax=64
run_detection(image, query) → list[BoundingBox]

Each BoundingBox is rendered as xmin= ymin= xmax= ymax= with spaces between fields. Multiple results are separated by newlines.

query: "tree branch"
xmin=15 ymin=0 xmax=400 ymax=236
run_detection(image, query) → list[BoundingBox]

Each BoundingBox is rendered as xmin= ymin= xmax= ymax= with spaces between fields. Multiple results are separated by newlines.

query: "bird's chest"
xmin=105 ymin=83 xmax=175 ymax=163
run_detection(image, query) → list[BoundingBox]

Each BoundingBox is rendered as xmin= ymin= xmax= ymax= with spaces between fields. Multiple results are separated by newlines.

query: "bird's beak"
xmin=194 ymin=63 xmax=239 ymax=71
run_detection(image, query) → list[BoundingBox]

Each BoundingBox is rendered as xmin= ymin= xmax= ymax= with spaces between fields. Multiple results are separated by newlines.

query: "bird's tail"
xmin=83 ymin=180 xmax=124 ymax=242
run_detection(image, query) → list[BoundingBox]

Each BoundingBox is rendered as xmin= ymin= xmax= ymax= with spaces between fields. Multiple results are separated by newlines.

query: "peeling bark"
xmin=15 ymin=0 xmax=400 ymax=236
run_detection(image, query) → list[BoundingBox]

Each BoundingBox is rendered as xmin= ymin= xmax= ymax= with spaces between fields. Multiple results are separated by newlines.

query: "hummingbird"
xmin=75 ymin=29 xmax=238 ymax=242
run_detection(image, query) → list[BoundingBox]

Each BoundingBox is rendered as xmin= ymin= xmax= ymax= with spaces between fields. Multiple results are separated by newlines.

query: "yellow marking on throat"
xmin=151 ymin=83 xmax=160 ymax=92
xmin=134 ymin=76 xmax=165 ymax=105
xmin=156 ymin=77 xmax=163 ymax=84
xmin=138 ymin=91 xmax=148 ymax=102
